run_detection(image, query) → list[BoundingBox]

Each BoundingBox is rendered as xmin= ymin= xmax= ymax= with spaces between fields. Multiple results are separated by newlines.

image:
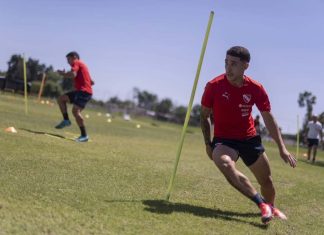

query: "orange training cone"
xmin=5 ymin=127 xmax=17 ymax=133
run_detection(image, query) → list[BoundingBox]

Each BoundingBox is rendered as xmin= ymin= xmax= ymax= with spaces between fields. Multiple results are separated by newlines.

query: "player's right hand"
xmin=280 ymin=148 xmax=297 ymax=168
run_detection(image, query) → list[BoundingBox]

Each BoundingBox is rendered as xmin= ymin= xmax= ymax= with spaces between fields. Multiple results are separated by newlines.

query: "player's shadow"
xmin=299 ymin=158 xmax=324 ymax=168
xmin=104 ymin=199 xmax=143 ymax=203
xmin=313 ymin=161 xmax=324 ymax=167
xmin=142 ymin=200 xmax=267 ymax=229
xmin=19 ymin=128 xmax=74 ymax=141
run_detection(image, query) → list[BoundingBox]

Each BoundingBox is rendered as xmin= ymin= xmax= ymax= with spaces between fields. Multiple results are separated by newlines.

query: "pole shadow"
xmin=19 ymin=128 xmax=74 ymax=141
xmin=142 ymin=200 xmax=268 ymax=230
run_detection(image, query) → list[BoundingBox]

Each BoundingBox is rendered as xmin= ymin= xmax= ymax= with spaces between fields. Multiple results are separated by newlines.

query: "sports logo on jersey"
xmin=222 ymin=92 xmax=230 ymax=100
xmin=242 ymin=94 xmax=251 ymax=103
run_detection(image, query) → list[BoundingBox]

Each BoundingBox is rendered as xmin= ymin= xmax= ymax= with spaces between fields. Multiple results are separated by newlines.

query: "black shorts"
xmin=308 ymin=138 xmax=319 ymax=147
xmin=66 ymin=91 xmax=92 ymax=109
xmin=210 ymin=135 xmax=265 ymax=166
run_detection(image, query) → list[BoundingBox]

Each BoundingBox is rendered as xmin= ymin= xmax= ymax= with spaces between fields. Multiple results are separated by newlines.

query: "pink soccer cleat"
xmin=271 ymin=206 xmax=288 ymax=220
xmin=259 ymin=203 xmax=273 ymax=224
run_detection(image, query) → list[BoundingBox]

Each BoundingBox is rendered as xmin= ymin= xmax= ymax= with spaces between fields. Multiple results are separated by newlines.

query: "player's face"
xmin=225 ymin=55 xmax=249 ymax=82
xmin=67 ymin=56 xmax=76 ymax=66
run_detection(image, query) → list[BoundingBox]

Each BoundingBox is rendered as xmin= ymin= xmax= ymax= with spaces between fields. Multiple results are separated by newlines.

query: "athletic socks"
xmin=63 ymin=112 xmax=69 ymax=121
xmin=251 ymin=193 xmax=265 ymax=206
xmin=80 ymin=126 xmax=87 ymax=137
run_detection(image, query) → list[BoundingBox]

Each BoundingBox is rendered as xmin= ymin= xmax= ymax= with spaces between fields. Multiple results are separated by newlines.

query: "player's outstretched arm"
xmin=261 ymin=111 xmax=297 ymax=168
xmin=57 ymin=70 xmax=77 ymax=79
xmin=200 ymin=106 xmax=213 ymax=160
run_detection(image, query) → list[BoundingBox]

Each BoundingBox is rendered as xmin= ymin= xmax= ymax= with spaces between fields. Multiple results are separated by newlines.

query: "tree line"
xmin=1 ymin=54 xmax=73 ymax=97
xmin=1 ymin=54 xmax=323 ymax=131
xmin=1 ymin=54 xmax=200 ymax=126
xmin=100 ymin=88 xmax=201 ymax=126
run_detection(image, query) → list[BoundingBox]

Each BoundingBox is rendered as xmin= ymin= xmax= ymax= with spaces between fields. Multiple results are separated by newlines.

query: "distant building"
xmin=0 ymin=76 xmax=31 ymax=93
xmin=0 ymin=75 xmax=5 ymax=90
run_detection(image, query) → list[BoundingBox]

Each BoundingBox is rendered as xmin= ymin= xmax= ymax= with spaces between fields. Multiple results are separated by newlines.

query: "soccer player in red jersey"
xmin=200 ymin=46 xmax=297 ymax=224
xmin=55 ymin=51 xmax=94 ymax=142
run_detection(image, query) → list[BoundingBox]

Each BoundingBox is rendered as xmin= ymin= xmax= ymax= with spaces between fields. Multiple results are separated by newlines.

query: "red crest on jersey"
xmin=243 ymin=94 xmax=251 ymax=103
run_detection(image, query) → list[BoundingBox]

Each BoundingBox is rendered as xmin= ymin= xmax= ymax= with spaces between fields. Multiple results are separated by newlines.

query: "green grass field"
xmin=0 ymin=93 xmax=323 ymax=235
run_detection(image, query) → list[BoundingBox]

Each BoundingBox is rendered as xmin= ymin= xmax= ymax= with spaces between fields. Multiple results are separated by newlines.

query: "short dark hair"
xmin=226 ymin=46 xmax=250 ymax=63
xmin=66 ymin=51 xmax=80 ymax=59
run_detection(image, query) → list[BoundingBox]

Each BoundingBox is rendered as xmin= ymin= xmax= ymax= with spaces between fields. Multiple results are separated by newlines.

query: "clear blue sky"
xmin=1 ymin=0 xmax=323 ymax=133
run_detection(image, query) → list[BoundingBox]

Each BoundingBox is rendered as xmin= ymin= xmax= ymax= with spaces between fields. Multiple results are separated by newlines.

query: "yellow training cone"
xmin=5 ymin=127 xmax=17 ymax=133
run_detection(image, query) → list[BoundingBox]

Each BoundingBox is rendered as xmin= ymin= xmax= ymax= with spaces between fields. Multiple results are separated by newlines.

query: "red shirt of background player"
xmin=71 ymin=60 xmax=93 ymax=94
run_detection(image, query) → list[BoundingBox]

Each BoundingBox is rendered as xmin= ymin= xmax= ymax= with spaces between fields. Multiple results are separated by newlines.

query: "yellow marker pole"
xmin=23 ymin=55 xmax=28 ymax=114
xmin=38 ymin=73 xmax=46 ymax=101
xmin=166 ymin=11 xmax=214 ymax=201
xmin=296 ymin=115 xmax=300 ymax=159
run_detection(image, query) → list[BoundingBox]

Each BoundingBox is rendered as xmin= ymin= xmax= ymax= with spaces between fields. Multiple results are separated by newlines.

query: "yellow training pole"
xmin=166 ymin=11 xmax=214 ymax=201
xmin=23 ymin=55 xmax=28 ymax=114
xmin=38 ymin=73 xmax=46 ymax=101
xmin=296 ymin=115 xmax=300 ymax=159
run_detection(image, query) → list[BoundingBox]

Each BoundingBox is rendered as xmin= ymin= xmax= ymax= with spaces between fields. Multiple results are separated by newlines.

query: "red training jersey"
xmin=71 ymin=60 xmax=93 ymax=94
xmin=201 ymin=73 xmax=271 ymax=140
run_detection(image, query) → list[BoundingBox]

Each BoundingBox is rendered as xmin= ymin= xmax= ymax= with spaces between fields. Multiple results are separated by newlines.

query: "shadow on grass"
xmin=142 ymin=200 xmax=268 ymax=230
xmin=104 ymin=199 xmax=143 ymax=203
xmin=299 ymin=158 xmax=324 ymax=168
xmin=19 ymin=128 xmax=74 ymax=141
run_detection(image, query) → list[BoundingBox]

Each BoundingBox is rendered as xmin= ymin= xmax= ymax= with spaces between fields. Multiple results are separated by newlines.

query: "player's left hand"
xmin=280 ymin=148 xmax=297 ymax=168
